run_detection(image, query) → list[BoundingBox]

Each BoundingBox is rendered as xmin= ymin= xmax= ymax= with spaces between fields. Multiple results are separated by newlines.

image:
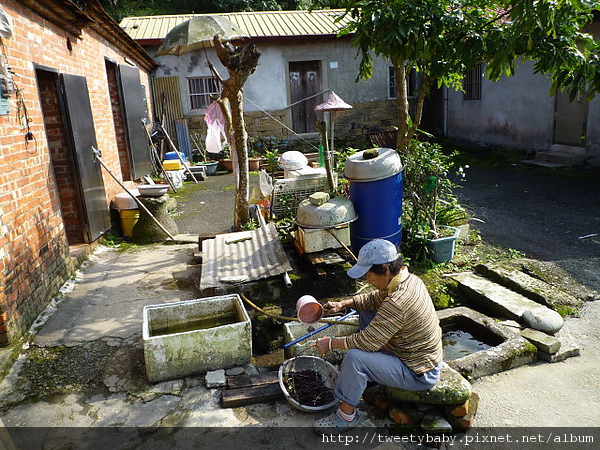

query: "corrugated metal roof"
xmin=120 ymin=10 xmax=350 ymax=42
xmin=200 ymin=222 xmax=292 ymax=291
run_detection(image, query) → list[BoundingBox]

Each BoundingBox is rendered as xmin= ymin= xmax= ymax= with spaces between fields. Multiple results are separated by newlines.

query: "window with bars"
xmin=463 ymin=64 xmax=483 ymax=101
xmin=188 ymin=77 xmax=220 ymax=110
xmin=388 ymin=66 xmax=420 ymax=99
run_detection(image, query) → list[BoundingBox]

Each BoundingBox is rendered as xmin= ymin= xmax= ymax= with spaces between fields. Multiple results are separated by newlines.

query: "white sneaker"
xmin=313 ymin=410 xmax=360 ymax=435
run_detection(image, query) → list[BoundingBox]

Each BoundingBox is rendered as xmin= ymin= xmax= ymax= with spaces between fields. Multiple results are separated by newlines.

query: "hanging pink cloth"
xmin=204 ymin=101 xmax=227 ymax=155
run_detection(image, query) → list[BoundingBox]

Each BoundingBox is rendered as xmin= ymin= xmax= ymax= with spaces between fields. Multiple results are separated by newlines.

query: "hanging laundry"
xmin=204 ymin=101 xmax=227 ymax=155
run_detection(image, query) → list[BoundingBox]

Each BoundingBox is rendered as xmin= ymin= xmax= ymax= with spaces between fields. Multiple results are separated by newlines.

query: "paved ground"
xmin=0 ymin=160 xmax=599 ymax=449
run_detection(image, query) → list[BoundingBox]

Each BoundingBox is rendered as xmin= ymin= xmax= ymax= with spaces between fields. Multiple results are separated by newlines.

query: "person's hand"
xmin=315 ymin=336 xmax=331 ymax=358
xmin=323 ymin=301 xmax=344 ymax=314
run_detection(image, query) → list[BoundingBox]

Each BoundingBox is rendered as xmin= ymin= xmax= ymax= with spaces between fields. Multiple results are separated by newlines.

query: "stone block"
xmin=386 ymin=363 xmax=472 ymax=405
xmin=538 ymin=329 xmax=580 ymax=363
xmin=437 ymin=307 xmax=537 ymax=380
xmin=225 ymin=366 xmax=245 ymax=376
xmin=205 ymin=369 xmax=227 ymax=388
xmin=308 ymin=192 xmax=330 ymax=205
xmin=520 ymin=328 xmax=561 ymax=354
xmin=421 ymin=412 xmax=453 ymax=433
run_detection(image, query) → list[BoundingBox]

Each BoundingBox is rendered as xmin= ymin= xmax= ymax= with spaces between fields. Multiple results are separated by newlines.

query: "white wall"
xmin=446 ymin=60 xmax=555 ymax=150
xmin=446 ymin=59 xmax=600 ymax=163
xmin=153 ymin=39 xmax=391 ymax=116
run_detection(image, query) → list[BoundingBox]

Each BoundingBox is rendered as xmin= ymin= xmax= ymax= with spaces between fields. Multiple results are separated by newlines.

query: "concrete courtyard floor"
xmin=0 ymin=163 xmax=599 ymax=449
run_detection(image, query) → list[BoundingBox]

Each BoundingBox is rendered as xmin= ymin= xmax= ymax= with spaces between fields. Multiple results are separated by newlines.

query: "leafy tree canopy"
xmin=311 ymin=0 xmax=600 ymax=149
xmin=100 ymin=0 xmax=312 ymax=22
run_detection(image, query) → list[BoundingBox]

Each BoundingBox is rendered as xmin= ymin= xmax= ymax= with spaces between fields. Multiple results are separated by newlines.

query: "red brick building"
xmin=0 ymin=0 xmax=156 ymax=345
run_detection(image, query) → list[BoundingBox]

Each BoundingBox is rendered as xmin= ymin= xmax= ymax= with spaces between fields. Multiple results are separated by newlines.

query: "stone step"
xmin=475 ymin=263 xmax=582 ymax=309
xmin=451 ymin=272 xmax=564 ymax=334
xmin=534 ymin=150 xmax=585 ymax=166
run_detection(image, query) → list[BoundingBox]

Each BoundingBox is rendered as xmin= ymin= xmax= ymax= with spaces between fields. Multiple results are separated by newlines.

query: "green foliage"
xmin=334 ymin=146 xmax=359 ymax=197
xmin=264 ymin=148 xmax=280 ymax=173
xmin=401 ymin=140 xmax=468 ymax=262
xmin=100 ymin=0 xmax=309 ymax=22
xmin=241 ymin=219 xmax=259 ymax=230
xmin=311 ymin=0 xmax=600 ymax=147
xmin=247 ymin=134 xmax=279 ymax=157
xmin=402 ymin=140 xmax=465 ymax=234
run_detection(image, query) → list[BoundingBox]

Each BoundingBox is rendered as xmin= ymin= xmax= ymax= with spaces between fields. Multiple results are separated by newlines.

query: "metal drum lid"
xmin=344 ymin=148 xmax=403 ymax=182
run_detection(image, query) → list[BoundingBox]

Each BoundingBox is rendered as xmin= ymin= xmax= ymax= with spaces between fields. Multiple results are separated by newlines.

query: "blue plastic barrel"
xmin=344 ymin=148 xmax=403 ymax=252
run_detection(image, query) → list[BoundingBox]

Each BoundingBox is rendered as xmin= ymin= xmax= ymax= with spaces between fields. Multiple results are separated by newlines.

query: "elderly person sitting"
xmin=313 ymin=239 xmax=443 ymax=434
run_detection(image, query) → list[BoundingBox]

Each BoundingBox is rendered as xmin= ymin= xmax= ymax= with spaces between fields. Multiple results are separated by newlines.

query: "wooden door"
xmin=289 ymin=61 xmax=321 ymax=133
xmin=553 ymin=90 xmax=588 ymax=147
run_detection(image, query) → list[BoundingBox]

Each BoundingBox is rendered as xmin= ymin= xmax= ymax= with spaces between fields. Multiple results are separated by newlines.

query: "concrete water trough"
xmin=143 ymin=294 xmax=252 ymax=382
xmin=283 ymin=317 xmax=359 ymax=359
xmin=437 ymin=306 xmax=536 ymax=380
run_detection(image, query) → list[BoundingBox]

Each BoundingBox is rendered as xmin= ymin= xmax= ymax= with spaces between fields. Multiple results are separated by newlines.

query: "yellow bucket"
xmin=119 ymin=209 xmax=139 ymax=238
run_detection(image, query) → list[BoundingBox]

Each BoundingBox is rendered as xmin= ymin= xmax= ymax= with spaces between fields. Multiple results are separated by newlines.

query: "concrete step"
xmin=474 ymin=263 xmax=582 ymax=309
xmin=451 ymin=272 xmax=564 ymax=334
xmin=533 ymin=150 xmax=585 ymax=166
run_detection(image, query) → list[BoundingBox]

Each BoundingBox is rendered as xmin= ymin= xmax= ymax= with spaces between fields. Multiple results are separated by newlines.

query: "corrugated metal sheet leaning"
xmin=200 ymin=222 xmax=292 ymax=291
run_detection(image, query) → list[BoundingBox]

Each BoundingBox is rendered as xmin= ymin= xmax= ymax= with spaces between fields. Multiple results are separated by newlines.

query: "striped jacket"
xmin=343 ymin=270 xmax=443 ymax=374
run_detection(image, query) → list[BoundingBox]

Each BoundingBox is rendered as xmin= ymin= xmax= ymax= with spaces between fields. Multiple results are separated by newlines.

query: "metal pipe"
xmin=282 ymin=309 xmax=357 ymax=349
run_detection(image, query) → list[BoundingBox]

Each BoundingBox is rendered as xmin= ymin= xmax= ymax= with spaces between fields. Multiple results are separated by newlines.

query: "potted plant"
xmin=401 ymin=140 xmax=467 ymax=263
xmin=218 ymin=144 xmax=233 ymax=171
xmin=190 ymin=131 xmax=219 ymax=175
xmin=248 ymin=135 xmax=275 ymax=171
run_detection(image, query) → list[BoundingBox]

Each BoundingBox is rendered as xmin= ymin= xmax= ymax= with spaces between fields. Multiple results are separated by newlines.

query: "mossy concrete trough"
xmin=143 ymin=294 xmax=252 ymax=382
xmin=437 ymin=306 xmax=537 ymax=380
xmin=283 ymin=317 xmax=359 ymax=359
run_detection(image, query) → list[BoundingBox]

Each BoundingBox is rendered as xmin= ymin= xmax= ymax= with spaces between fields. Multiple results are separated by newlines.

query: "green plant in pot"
xmin=401 ymin=140 xmax=467 ymax=263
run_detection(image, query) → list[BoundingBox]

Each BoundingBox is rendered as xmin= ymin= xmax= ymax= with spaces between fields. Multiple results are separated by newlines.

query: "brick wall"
xmin=0 ymin=0 xmax=154 ymax=344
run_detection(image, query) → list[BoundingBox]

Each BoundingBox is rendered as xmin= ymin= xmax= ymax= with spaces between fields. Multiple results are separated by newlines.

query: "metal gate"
xmin=59 ymin=73 xmax=110 ymax=242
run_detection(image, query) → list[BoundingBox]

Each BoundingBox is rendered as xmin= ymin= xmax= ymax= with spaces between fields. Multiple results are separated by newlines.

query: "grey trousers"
xmin=333 ymin=310 xmax=441 ymax=407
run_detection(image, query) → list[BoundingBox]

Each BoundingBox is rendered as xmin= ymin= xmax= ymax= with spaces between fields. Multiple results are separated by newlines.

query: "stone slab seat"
xmin=386 ymin=363 xmax=472 ymax=405
xmin=474 ymin=263 xmax=582 ymax=309
xmin=451 ymin=272 xmax=564 ymax=334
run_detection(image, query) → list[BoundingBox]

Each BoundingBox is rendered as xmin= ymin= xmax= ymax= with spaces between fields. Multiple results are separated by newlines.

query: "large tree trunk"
xmin=214 ymin=37 xmax=261 ymax=230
